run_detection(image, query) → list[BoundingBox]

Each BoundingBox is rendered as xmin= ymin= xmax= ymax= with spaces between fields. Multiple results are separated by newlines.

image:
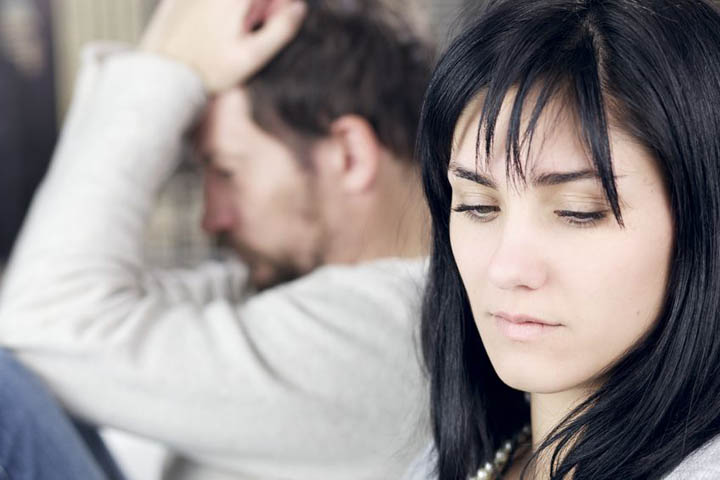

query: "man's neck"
xmin=323 ymin=170 xmax=429 ymax=265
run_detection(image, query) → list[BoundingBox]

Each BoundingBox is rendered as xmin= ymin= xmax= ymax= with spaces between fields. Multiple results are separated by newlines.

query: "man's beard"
xmin=215 ymin=233 xmax=306 ymax=291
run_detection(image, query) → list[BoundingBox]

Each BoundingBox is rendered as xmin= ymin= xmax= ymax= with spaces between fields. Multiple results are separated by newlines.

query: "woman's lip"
xmin=492 ymin=311 xmax=562 ymax=327
xmin=492 ymin=312 xmax=563 ymax=341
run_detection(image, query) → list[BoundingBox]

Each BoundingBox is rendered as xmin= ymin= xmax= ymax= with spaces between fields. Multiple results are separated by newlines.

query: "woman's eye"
xmin=452 ymin=204 xmax=500 ymax=222
xmin=555 ymin=210 xmax=608 ymax=227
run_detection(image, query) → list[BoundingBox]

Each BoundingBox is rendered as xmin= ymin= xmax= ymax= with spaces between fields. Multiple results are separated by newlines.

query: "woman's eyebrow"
xmin=533 ymin=170 xmax=600 ymax=186
xmin=449 ymin=164 xmax=497 ymax=189
xmin=449 ymin=164 xmax=616 ymax=189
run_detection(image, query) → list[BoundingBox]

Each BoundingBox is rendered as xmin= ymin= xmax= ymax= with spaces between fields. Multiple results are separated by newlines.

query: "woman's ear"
xmin=327 ymin=115 xmax=382 ymax=194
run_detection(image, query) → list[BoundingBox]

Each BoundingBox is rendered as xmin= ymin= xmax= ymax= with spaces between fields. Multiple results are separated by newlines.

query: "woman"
xmin=412 ymin=0 xmax=720 ymax=479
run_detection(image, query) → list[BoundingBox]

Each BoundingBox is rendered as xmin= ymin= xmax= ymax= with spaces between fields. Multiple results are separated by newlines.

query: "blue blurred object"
xmin=0 ymin=349 xmax=126 ymax=480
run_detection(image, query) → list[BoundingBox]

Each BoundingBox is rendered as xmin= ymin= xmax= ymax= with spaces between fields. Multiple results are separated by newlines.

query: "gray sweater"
xmin=404 ymin=436 xmax=720 ymax=479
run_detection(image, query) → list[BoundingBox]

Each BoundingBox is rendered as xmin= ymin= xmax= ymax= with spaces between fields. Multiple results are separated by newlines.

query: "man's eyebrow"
xmin=449 ymin=164 xmax=497 ymax=189
xmin=198 ymin=153 xmax=212 ymax=166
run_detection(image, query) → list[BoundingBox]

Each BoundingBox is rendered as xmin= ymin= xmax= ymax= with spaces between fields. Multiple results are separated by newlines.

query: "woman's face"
xmin=449 ymin=95 xmax=674 ymax=394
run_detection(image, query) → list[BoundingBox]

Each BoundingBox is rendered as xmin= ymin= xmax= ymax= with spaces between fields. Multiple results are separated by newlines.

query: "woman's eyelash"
xmin=452 ymin=204 xmax=609 ymax=227
xmin=554 ymin=209 xmax=609 ymax=226
xmin=452 ymin=204 xmax=500 ymax=222
xmin=452 ymin=205 xmax=499 ymax=213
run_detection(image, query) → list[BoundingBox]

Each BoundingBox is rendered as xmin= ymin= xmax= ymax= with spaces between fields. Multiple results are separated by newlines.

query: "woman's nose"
xmin=486 ymin=223 xmax=548 ymax=291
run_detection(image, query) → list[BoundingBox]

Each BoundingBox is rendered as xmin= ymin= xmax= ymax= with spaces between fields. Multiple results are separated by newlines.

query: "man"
xmin=0 ymin=0 xmax=433 ymax=479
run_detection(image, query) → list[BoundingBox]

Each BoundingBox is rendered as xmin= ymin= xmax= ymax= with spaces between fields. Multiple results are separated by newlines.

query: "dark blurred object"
xmin=0 ymin=0 xmax=56 ymax=261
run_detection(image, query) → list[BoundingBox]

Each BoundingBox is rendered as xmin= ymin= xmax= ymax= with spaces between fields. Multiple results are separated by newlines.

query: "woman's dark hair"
xmin=418 ymin=0 xmax=720 ymax=479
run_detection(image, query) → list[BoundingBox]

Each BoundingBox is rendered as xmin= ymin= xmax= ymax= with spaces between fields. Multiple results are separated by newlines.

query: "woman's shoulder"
xmin=403 ymin=437 xmax=720 ymax=480
xmin=664 ymin=435 xmax=720 ymax=479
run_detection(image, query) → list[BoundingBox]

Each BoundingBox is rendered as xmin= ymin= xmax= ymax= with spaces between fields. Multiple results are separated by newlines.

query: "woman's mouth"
xmin=492 ymin=311 xmax=563 ymax=341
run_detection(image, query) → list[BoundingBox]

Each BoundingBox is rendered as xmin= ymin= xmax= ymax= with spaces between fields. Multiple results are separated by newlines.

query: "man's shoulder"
xmin=236 ymin=257 xmax=429 ymax=395
xmin=286 ymin=256 xmax=427 ymax=299
xmin=307 ymin=256 xmax=427 ymax=280
xmin=242 ymin=256 xmax=428 ymax=325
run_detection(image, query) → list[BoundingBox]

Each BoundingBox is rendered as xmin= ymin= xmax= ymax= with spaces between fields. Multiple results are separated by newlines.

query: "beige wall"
xmin=429 ymin=0 xmax=466 ymax=47
xmin=51 ymin=0 xmax=157 ymax=117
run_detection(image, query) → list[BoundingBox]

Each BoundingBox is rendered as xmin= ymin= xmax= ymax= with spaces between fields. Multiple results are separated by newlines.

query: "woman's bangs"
xmin=456 ymin=30 xmax=625 ymax=224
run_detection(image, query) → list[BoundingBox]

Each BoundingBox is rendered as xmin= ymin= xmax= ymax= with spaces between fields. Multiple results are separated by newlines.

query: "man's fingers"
xmin=139 ymin=0 xmax=306 ymax=91
xmin=265 ymin=0 xmax=296 ymax=18
xmin=244 ymin=0 xmax=272 ymax=32
xmin=239 ymin=0 xmax=307 ymax=72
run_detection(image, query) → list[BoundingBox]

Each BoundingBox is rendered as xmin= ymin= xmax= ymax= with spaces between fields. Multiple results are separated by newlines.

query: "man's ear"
xmin=326 ymin=115 xmax=382 ymax=193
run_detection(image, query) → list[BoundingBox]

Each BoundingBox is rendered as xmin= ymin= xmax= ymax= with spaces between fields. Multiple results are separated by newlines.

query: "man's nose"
xmin=201 ymin=175 xmax=237 ymax=234
xmin=486 ymin=222 xmax=548 ymax=291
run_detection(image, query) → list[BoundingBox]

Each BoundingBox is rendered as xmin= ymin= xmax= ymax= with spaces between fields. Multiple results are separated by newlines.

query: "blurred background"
xmin=0 ymin=1 xmax=469 ymax=478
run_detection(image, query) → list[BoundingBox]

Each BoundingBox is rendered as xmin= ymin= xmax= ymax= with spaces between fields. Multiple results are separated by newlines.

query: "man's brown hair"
xmin=246 ymin=0 xmax=435 ymax=162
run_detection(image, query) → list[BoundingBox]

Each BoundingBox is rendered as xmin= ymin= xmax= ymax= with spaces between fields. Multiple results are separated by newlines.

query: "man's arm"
xmin=0 ymin=48 xmax=426 ymax=472
xmin=2 ymin=0 xmax=308 ymax=305
xmin=0 ymin=0 xmax=309 ymax=330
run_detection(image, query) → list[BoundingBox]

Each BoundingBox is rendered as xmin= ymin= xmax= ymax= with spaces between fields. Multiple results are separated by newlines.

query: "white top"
xmin=404 ymin=437 xmax=720 ymax=480
xmin=0 ymin=44 xmax=430 ymax=480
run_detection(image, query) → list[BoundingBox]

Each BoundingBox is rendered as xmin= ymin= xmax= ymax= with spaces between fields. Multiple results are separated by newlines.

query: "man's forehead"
xmin=208 ymin=87 xmax=253 ymax=119
xmin=198 ymin=87 xmax=256 ymax=154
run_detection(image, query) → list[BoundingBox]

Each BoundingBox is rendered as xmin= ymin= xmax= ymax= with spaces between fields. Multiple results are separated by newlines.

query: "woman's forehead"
xmin=450 ymin=93 xmax=594 ymax=178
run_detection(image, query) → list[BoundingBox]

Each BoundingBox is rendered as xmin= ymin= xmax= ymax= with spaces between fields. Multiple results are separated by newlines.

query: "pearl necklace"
xmin=468 ymin=425 xmax=531 ymax=480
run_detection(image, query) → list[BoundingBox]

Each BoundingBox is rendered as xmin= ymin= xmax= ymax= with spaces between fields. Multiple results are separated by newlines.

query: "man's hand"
xmin=140 ymin=0 xmax=307 ymax=92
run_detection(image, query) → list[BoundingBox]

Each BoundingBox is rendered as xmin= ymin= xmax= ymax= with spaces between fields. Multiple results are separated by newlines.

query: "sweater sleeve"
xmin=0 ymin=45 xmax=428 ymax=479
xmin=0 ymin=43 xmax=246 ymax=306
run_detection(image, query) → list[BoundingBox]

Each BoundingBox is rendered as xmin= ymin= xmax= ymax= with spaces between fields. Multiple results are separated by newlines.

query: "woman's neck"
xmin=530 ymin=389 xmax=588 ymax=450
xmin=506 ymin=388 xmax=592 ymax=479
